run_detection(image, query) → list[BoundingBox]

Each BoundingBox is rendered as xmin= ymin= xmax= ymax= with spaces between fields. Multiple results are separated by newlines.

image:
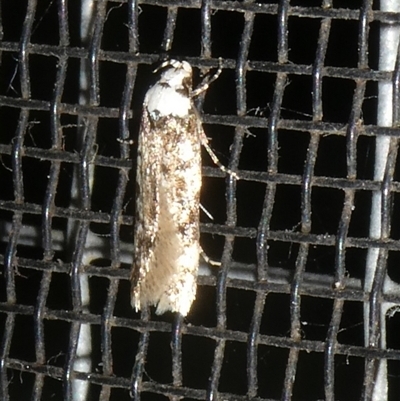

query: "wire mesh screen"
xmin=1 ymin=0 xmax=400 ymax=400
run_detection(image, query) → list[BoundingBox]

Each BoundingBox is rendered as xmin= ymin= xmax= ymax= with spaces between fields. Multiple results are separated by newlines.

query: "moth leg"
xmin=191 ymin=58 xmax=223 ymax=97
xmin=200 ymin=132 xmax=239 ymax=179
xmin=200 ymin=203 xmax=214 ymax=221
xmin=200 ymin=248 xmax=221 ymax=267
xmin=116 ymin=138 xmax=134 ymax=145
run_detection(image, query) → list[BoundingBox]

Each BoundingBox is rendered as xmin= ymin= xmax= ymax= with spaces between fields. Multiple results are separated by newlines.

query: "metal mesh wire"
xmin=1 ymin=0 xmax=400 ymax=400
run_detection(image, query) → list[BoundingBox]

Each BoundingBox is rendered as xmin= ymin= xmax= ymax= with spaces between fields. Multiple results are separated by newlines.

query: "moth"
xmin=131 ymin=60 xmax=234 ymax=316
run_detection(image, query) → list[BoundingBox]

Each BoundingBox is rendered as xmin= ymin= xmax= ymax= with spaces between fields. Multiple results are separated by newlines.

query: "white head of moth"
xmin=131 ymin=59 xmax=234 ymax=316
xmin=145 ymin=60 xmax=192 ymax=118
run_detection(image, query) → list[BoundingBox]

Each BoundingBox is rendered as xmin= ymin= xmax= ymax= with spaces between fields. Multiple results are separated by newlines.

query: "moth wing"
xmin=131 ymin=109 xmax=161 ymax=309
xmin=152 ymin=115 xmax=202 ymax=315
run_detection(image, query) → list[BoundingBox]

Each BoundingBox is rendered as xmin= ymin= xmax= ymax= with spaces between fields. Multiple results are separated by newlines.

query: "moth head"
xmin=155 ymin=60 xmax=193 ymax=91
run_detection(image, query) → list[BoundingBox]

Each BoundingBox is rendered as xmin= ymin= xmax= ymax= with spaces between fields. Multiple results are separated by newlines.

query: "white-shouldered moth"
xmin=131 ymin=60 xmax=236 ymax=316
